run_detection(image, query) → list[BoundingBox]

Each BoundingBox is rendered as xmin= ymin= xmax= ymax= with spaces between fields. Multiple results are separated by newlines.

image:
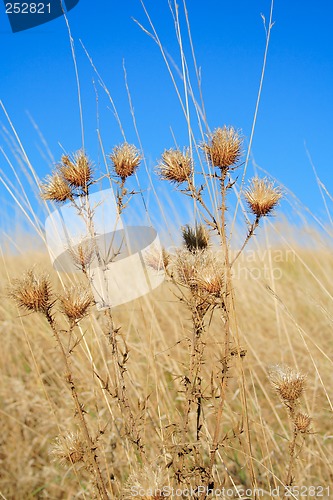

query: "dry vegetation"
xmin=1 ymin=232 xmax=333 ymax=499
xmin=1 ymin=2 xmax=333 ymax=499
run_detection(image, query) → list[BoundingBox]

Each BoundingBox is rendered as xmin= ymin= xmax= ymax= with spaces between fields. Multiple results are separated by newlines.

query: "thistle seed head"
xmin=157 ymin=149 xmax=192 ymax=184
xmin=175 ymin=249 xmax=200 ymax=289
xmin=244 ymin=177 xmax=282 ymax=217
xmin=122 ymin=463 xmax=167 ymax=500
xmin=110 ymin=143 xmax=141 ymax=180
xmin=59 ymin=285 xmax=94 ymax=322
xmin=175 ymin=249 xmax=223 ymax=297
xmin=9 ymin=269 xmax=53 ymax=314
xmin=68 ymin=240 xmax=95 ymax=273
xmin=269 ymin=365 xmax=306 ymax=403
xmin=41 ymin=172 xmax=72 ymax=203
xmin=195 ymin=268 xmax=224 ymax=297
xmin=50 ymin=431 xmax=85 ymax=467
xmin=202 ymin=126 xmax=243 ymax=170
xmin=60 ymin=151 xmax=94 ymax=189
xmin=294 ymin=412 xmax=312 ymax=433
xmin=182 ymin=223 xmax=210 ymax=253
xmin=143 ymin=246 xmax=168 ymax=272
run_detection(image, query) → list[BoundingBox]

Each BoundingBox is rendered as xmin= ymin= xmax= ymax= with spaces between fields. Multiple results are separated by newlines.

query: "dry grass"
xmin=0 ymin=232 xmax=332 ymax=498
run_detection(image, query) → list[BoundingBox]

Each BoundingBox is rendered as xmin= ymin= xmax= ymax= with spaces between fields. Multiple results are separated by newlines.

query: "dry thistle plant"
xmin=156 ymin=122 xmax=285 ymax=494
xmin=122 ymin=463 xmax=169 ymax=500
xmin=109 ymin=142 xmax=142 ymax=212
xmin=244 ymin=177 xmax=282 ymax=217
xmin=41 ymin=171 xmax=73 ymax=203
xmin=59 ymin=284 xmax=94 ymax=325
xmin=182 ymin=223 xmax=210 ymax=253
xmin=50 ymin=431 xmax=85 ymax=468
xmin=9 ymin=268 xmax=109 ymax=499
xmin=9 ymin=124 xmax=286 ymax=498
xmin=9 ymin=269 xmax=53 ymax=314
xmin=9 ymin=143 xmax=148 ymax=498
xmin=269 ymin=365 xmax=312 ymax=489
xmin=157 ymin=148 xmax=192 ymax=184
xmin=60 ymin=151 xmax=94 ymax=189
xmin=202 ymin=125 xmax=243 ymax=171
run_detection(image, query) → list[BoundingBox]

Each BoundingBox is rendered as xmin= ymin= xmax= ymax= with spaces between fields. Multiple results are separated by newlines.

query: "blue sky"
xmin=0 ymin=0 xmax=332 ymax=238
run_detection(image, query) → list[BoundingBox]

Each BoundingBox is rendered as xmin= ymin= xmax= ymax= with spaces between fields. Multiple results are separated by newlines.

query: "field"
xmin=1 ymin=221 xmax=333 ymax=498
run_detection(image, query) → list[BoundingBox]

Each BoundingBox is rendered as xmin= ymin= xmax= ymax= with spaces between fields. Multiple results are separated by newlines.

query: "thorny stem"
xmin=75 ymin=185 xmax=145 ymax=458
xmin=44 ymin=310 xmax=109 ymax=500
xmin=176 ymin=302 xmax=206 ymax=485
xmin=104 ymin=308 xmax=146 ymax=459
xmin=200 ymin=171 xmax=231 ymax=498
xmin=230 ymin=215 xmax=261 ymax=266
xmin=183 ymin=306 xmax=205 ymax=438
xmin=186 ymin=177 xmax=221 ymax=236
xmin=116 ymin=178 xmax=127 ymax=215
xmin=285 ymin=426 xmax=298 ymax=494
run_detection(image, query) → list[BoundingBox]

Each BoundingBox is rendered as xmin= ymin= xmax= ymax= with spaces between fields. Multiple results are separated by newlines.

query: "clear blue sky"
xmin=0 ymin=0 xmax=332 ymax=236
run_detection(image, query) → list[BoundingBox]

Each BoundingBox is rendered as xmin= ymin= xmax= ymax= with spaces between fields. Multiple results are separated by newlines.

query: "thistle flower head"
xmin=9 ymin=269 xmax=53 ymax=314
xmin=143 ymin=246 xmax=168 ymax=273
xmin=41 ymin=172 xmax=72 ymax=203
xmin=195 ymin=267 xmax=224 ymax=297
xmin=175 ymin=249 xmax=223 ymax=298
xmin=294 ymin=412 xmax=312 ymax=433
xmin=110 ymin=143 xmax=141 ymax=180
xmin=60 ymin=151 xmax=94 ymax=189
xmin=59 ymin=285 xmax=94 ymax=322
xmin=269 ymin=365 xmax=306 ymax=403
xmin=157 ymin=148 xmax=192 ymax=184
xmin=68 ymin=240 xmax=95 ymax=273
xmin=202 ymin=126 xmax=243 ymax=170
xmin=122 ymin=463 xmax=168 ymax=500
xmin=182 ymin=223 xmax=210 ymax=253
xmin=244 ymin=177 xmax=282 ymax=217
xmin=50 ymin=431 xmax=85 ymax=467
xmin=175 ymin=249 xmax=200 ymax=289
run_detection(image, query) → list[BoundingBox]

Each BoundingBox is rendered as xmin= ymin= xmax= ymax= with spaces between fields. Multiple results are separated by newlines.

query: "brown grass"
xmin=0 ymin=234 xmax=332 ymax=498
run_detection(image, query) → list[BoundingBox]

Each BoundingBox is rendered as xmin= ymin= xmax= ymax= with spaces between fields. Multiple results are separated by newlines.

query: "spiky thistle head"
xmin=60 ymin=151 xmax=94 ymax=189
xmin=68 ymin=240 xmax=95 ymax=273
xmin=9 ymin=269 xmax=53 ymax=314
xmin=294 ymin=412 xmax=312 ymax=433
xmin=202 ymin=126 xmax=243 ymax=170
xmin=195 ymin=266 xmax=224 ymax=298
xmin=175 ymin=248 xmax=222 ymax=291
xmin=157 ymin=148 xmax=192 ymax=184
xmin=110 ymin=143 xmax=141 ymax=181
xmin=143 ymin=246 xmax=168 ymax=273
xmin=244 ymin=177 xmax=282 ymax=217
xmin=59 ymin=285 xmax=94 ymax=322
xmin=122 ymin=463 xmax=168 ymax=500
xmin=269 ymin=365 xmax=306 ymax=404
xmin=50 ymin=431 xmax=85 ymax=467
xmin=41 ymin=172 xmax=72 ymax=203
xmin=182 ymin=223 xmax=210 ymax=253
xmin=175 ymin=249 xmax=200 ymax=289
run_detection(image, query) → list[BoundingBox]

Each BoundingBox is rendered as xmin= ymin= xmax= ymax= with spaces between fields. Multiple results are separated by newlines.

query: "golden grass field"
xmin=1 ymin=222 xmax=332 ymax=499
